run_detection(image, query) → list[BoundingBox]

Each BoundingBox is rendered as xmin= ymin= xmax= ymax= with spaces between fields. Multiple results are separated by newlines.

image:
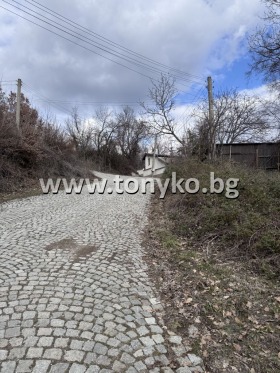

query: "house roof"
xmin=142 ymin=153 xmax=171 ymax=161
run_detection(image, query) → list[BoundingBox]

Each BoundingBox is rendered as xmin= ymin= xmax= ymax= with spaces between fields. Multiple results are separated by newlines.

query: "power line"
xmin=8 ymin=0 xmax=169 ymax=80
xmin=22 ymin=82 xmax=148 ymax=111
xmin=4 ymin=0 xmax=202 ymax=87
xmin=1 ymin=3 xmax=161 ymax=83
xmin=25 ymin=0 xmax=204 ymax=83
xmin=176 ymin=86 xmax=207 ymax=133
xmin=22 ymin=82 xmax=73 ymax=114
xmin=22 ymin=79 xmax=205 ymax=120
xmin=28 ymin=98 xmax=201 ymax=105
xmin=11 ymin=0 xmax=201 ymax=85
xmin=2 ymin=1 xmax=204 ymax=88
xmin=32 ymin=100 xmax=152 ymax=106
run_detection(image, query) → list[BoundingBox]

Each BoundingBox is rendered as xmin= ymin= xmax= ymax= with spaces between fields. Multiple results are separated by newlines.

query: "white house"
xmin=137 ymin=153 xmax=170 ymax=177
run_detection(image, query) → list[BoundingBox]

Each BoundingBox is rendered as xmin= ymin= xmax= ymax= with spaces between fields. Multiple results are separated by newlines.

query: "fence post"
xmin=256 ymin=148 xmax=259 ymax=168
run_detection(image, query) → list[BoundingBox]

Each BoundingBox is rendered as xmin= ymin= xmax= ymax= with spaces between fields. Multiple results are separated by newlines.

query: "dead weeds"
xmin=144 ymin=198 xmax=280 ymax=373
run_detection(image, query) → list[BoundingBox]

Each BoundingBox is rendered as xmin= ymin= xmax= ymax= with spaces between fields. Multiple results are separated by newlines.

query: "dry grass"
xmin=164 ymin=159 xmax=280 ymax=278
xmin=144 ymin=159 xmax=280 ymax=373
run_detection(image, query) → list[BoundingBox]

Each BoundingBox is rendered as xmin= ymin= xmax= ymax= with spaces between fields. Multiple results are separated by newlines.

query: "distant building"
xmin=217 ymin=142 xmax=280 ymax=170
xmin=137 ymin=153 xmax=171 ymax=177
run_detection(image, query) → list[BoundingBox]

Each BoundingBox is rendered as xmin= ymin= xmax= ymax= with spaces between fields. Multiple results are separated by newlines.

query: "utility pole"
xmin=151 ymin=133 xmax=158 ymax=177
xmin=207 ymin=76 xmax=215 ymax=160
xmin=170 ymin=140 xmax=174 ymax=163
xmin=16 ymin=78 xmax=22 ymax=135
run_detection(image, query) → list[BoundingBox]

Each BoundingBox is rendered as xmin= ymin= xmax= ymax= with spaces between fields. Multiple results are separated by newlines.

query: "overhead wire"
xmin=2 ymin=75 xmax=207 ymax=126
xmin=176 ymin=85 xmax=207 ymax=134
xmin=8 ymin=0 xmax=172 ymax=79
xmin=28 ymin=97 xmax=202 ymax=106
xmin=2 ymin=0 xmax=205 ymax=89
xmin=25 ymin=0 xmax=204 ymax=83
xmin=23 ymin=82 xmax=152 ymax=112
xmin=32 ymin=100 xmax=152 ymax=107
xmin=0 ymin=0 xmax=208 ymax=120
xmin=22 ymin=79 xmax=207 ymax=123
xmin=10 ymin=0 xmax=201 ymax=85
xmin=1 ymin=3 xmax=162 ymax=83
xmin=22 ymin=82 xmax=73 ymax=114
xmin=8 ymin=78 xmax=208 ymax=145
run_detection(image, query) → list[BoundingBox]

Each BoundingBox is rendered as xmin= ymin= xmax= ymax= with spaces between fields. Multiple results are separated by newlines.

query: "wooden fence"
xmin=217 ymin=143 xmax=280 ymax=171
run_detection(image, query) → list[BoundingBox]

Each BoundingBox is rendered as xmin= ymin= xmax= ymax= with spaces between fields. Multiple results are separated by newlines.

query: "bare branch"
xmin=141 ymin=74 xmax=184 ymax=145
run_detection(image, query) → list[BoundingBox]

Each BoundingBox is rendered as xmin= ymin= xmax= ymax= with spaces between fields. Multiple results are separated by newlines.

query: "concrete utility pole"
xmin=170 ymin=140 xmax=174 ymax=163
xmin=151 ymin=133 xmax=158 ymax=176
xmin=16 ymin=78 xmax=22 ymax=135
xmin=207 ymin=76 xmax=215 ymax=160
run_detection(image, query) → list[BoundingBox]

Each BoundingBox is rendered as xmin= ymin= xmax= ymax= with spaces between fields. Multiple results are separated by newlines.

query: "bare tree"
xmin=248 ymin=0 xmax=280 ymax=93
xmin=184 ymin=121 xmax=210 ymax=160
xmin=260 ymin=96 xmax=280 ymax=139
xmin=114 ymin=106 xmax=149 ymax=165
xmin=156 ymin=136 xmax=174 ymax=155
xmin=92 ymin=107 xmax=115 ymax=154
xmin=189 ymin=89 xmax=269 ymax=157
xmin=66 ymin=107 xmax=94 ymax=156
xmin=214 ymin=90 xmax=268 ymax=144
xmin=141 ymin=74 xmax=184 ymax=145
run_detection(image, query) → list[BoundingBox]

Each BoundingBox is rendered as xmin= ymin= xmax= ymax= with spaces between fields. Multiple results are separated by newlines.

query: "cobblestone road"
xmin=0 ymin=173 xmax=204 ymax=372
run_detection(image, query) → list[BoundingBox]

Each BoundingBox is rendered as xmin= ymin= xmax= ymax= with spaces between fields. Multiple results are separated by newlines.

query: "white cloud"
xmin=240 ymin=84 xmax=275 ymax=100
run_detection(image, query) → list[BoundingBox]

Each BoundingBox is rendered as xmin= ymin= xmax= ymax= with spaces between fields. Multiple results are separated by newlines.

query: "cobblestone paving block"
xmin=33 ymin=360 xmax=51 ymax=373
xmin=0 ymin=172 xmax=204 ymax=372
xmin=1 ymin=361 xmax=17 ymax=373
xmin=16 ymin=360 xmax=33 ymax=372
xmin=49 ymin=363 xmax=70 ymax=373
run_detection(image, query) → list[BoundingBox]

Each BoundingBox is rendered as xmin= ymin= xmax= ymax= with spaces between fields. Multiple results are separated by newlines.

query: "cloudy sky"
xmin=0 ymin=0 xmax=266 ymax=121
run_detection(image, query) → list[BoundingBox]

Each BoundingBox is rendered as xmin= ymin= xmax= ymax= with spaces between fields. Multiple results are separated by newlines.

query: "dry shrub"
xmin=163 ymin=158 xmax=280 ymax=278
xmin=0 ymin=97 xmax=94 ymax=193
